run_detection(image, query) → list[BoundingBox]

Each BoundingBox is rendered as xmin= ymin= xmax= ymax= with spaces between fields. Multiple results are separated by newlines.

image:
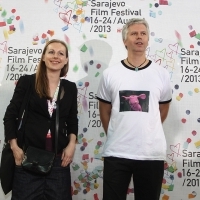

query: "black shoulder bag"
xmin=0 ymin=75 xmax=32 ymax=195
xmin=21 ymin=80 xmax=62 ymax=175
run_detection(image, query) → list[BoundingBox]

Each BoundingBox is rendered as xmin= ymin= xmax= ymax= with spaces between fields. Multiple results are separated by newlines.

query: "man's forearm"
xmin=99 ymin=101 xmax=112 ymax=134
xmin=100 ymin=114 xmax=110 ymax=134
xmin=159 ymin=103 xmax=170 ymax=123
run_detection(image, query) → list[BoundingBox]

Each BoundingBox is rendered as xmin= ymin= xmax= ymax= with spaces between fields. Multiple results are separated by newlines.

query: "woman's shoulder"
xmin=62 ymin=79 xmax=76 ymax=86
xmin=16 ymin=73 xmax=35 ymax=86
xmin=20 ymin=73 xmax=35 ymax=81
xmin=61 ymin=79 xmax=77 ymax=91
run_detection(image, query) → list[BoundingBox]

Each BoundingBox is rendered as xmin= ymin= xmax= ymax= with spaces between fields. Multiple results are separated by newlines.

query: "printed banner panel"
xmin=0 ymin=0 xmax=200 ymax=200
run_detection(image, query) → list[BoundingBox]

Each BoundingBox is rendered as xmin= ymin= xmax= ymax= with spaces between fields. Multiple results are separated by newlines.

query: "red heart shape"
xmin=59 ymin=10 xmax=72 ymax=25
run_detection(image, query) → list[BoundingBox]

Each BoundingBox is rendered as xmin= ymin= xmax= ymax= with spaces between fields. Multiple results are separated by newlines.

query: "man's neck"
xmin=127 ymin=52 xmax=147 ymax=67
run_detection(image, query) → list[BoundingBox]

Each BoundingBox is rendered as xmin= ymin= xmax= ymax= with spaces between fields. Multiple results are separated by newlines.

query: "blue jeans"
xmin=11 ymin=156 xmax=72 ymax=200
xmin=103 ymin=157 xmax=164 ymax=200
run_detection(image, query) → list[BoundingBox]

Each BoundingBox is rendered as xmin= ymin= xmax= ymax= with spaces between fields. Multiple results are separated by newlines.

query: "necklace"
xmin=126 ymin=58 xmax=146 ymax=72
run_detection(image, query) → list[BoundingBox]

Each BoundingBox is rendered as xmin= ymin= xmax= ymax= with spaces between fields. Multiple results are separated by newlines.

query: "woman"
xmin=3 ymin=39 xmax=78 ymax=200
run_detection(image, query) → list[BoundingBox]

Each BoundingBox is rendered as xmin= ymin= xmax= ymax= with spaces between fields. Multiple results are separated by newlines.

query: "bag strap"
xmin=17 ymin=75 xmax=33 ymax=148
xmin=55 ymin=79 xmax=62 ymax=155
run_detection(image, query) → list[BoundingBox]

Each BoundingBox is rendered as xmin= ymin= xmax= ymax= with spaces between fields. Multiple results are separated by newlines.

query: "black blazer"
xmin=4 ymin=74 xmax=78 ymax=153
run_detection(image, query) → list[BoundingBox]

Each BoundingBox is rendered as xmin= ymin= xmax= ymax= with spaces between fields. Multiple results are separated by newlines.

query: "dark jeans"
xmin=103 ymin=157 xmax=164 ymax=200
xmin=11 ymin=156 xmax=72 ymax=200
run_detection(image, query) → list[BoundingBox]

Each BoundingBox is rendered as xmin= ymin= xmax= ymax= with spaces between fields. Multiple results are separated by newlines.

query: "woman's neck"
xmin=47 ymin=72 xmax=60 ymax=98
xmin=47 ymin=71 xmax=60 ymax=85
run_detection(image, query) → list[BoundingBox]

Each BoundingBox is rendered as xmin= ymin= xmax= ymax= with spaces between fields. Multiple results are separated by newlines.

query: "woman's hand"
xmin=61 ymin=134 xmax=77 ymax=167
xmin=61 ymin=142 xmax=76 ymax=167
xmin=10 ymin=139 xmax=24 ymax=165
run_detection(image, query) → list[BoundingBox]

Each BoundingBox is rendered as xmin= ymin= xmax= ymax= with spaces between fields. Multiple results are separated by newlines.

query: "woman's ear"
xmin=42 ymin=55 xmax=45 ymax=62
xmin=64 ymin=57 xmax=68 ymax=65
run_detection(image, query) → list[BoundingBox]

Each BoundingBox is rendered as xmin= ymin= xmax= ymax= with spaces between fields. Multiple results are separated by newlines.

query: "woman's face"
xmin=42 ymin=42 xmax=68 ymax=73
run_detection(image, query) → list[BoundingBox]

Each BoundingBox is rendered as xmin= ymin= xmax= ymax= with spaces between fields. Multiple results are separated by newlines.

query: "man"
xmin=97 ymin=18 xmax=172 ymax=200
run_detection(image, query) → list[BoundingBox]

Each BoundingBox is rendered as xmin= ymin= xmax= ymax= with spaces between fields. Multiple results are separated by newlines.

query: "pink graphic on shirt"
xmin=122 ymin=94 xmax=146 ymax=111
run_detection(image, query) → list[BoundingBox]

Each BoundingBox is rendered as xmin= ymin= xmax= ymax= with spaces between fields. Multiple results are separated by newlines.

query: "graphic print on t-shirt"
xmin=119 ymin=90 xmax=150 ymax=112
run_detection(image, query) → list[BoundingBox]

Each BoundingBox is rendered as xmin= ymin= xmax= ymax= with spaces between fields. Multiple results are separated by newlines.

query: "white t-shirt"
xmin=97 ymin=60 xmax=172 ymax=160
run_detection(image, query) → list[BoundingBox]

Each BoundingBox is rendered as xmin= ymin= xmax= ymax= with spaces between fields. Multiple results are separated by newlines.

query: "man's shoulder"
xmin=149 ymin=61 xmax=169 ymax=75
xmin=103 ymin=61 xmax=123 ymax=74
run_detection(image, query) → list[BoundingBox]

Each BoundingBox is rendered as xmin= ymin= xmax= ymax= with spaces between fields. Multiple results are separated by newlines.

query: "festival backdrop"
xmin=0 ymin=0 xmax=200 ymax=200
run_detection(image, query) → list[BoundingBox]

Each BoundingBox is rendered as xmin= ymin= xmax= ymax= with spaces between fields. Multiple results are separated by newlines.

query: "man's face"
xmin=123 ymin=23 xmax=149 ymax=53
